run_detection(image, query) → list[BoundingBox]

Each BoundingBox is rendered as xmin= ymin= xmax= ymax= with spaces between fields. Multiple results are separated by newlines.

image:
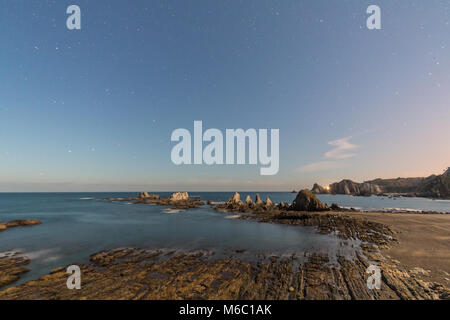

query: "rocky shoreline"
xmin=0 ymin=192 xmax=448 ymax=300
xmin=0 ymin=220 xmax=41 ymax=289
xmin=0 ymin=244 xmax=447 ymax=300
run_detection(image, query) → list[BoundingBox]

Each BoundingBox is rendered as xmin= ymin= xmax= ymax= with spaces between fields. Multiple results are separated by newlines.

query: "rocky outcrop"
xmin=278 ymin=202 xmax=290 ymax=210
xmin=139 ymin=192 xmax=159 ymax=200
xmin=139 ymin=192 xmax=150 ymax=198
xmin=217 ymin=192 xmax=278 ymax=213
xmin=255 ymin=194 xmax=264 ymax=206
xmin=289 ymin=190 xmax=330 ymax=212
xmin=217 ymin=191 xmax=333 ymax=213
xmin=226 ymin=192 xmax=243 ymax=206
xmin=311 ymin=183 xmax=329 ymax=194
xmin=169 ymin=192 xmax=189 ymax=201
xmin=109 ymin=192 xmax=203 ymax=209
xmin=0 ymin=220 xmax=41 ymax=232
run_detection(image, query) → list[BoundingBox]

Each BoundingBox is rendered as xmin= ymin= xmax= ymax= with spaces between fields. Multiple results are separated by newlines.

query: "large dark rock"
xmin=289 ymin=190 xmax=330 ymax=212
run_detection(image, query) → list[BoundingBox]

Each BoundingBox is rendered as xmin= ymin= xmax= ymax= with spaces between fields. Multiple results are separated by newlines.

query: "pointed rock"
xmin=278 ymin=202 xmax=290 ymax=210
xmin=289 ymin=190 xmax=329 ymax=212
xmin=255 ymin=194 xmax=264 ymax=206
xmin=139 ymin=192 xmax=150 ymax=198
xmin=226 ymin=192 xmax=243 ymax=206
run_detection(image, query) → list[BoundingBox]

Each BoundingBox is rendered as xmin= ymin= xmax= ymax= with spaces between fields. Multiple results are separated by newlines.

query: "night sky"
xmin=0 ymin=0 xmax=449 ymax=191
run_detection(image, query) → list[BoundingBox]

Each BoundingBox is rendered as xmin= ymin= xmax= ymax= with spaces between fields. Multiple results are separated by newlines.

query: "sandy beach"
xmin=341 ymin=211 xmax=450 ymax=287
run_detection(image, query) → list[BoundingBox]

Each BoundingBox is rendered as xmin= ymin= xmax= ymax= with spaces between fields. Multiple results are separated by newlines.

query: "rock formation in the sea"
xmin=265 ymin=197 xmax=274 ymax=209
xmin=0 ymin=220 xmax=41 ymax=232
xmin=289 ymin=190 xmax=330 ymax=211
xmin=278 ymin=202 xmax=290 ymax=210
xmin=139 ymin=192 xmax=159 ymax=200
xmin=255 ymin=194 xmax=264 ymax=206
xmin=311 ymin=183 xmax=329 ymax=194
xmin=225 ymin=192 xmax=244 ymax=208
xmin=139 ymin=192 xmax=150 ymax=198
xmin=169 ymin=192 xmax=189 ymax=201
xmin=109 ymin=192 xmax=204 ymax=209
xmin=218 ymin=192 xmax=279 ymax=213
xmin=311 ymin=167 xmax=450 ymax=199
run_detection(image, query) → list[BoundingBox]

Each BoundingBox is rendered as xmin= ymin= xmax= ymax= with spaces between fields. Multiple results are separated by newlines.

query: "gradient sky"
xmin=1 ymin=0 xmax=449 ymax=191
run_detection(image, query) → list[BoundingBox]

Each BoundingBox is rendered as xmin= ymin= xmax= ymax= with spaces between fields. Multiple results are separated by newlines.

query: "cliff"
xmin=311 ymin=167 xmax=449 ymax=199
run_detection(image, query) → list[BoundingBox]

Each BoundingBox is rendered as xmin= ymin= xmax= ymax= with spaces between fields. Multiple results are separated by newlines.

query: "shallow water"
xmin=0 ymin=192 xmax=448 ymax=285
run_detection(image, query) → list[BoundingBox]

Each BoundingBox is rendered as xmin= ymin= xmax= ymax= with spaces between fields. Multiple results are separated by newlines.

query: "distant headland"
xmin=311 ymin=167 xmax=450 ymax=199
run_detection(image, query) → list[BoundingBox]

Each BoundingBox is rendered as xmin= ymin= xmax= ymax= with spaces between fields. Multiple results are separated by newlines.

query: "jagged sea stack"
xmin=139 ymin=192 xmax=150 ymax=198
xmin=265 ymin=197 xmax=274 ymax=208
xmin=226 ymin=192 xmax=244 ymax=206
xmin=255 ymin=194 xmax=264 ymax=206
xmin=169 ymin=192 xmax=189 ymax=201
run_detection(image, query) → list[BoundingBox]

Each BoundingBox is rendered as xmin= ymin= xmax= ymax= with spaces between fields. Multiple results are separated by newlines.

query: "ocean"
xmin=0 ymin=192 xmax=448 ymax=285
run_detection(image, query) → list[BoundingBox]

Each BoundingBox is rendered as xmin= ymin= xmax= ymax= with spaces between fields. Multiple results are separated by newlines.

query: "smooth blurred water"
xmin=0 ymin=192 xmax=448 ymax=285
xmin=0 ymin=192 xmax=347 ymax=285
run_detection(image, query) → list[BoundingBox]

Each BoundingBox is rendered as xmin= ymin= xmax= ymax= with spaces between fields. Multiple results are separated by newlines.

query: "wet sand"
xmin=340 ymin=211 xmax=450 ymax=287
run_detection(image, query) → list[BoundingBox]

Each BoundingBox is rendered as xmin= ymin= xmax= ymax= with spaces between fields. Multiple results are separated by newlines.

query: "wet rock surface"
xmin=0 ymin=219 xmax=41 ymax=232
xmin=0 ymin=254 xmax=30 ymax=289
xmin=0 ymin=247 xmax=447 ymax=300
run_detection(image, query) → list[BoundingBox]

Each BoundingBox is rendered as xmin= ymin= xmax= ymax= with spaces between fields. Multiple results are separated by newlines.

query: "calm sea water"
xmin=0 ymin=192 xmax=448 ymax=285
